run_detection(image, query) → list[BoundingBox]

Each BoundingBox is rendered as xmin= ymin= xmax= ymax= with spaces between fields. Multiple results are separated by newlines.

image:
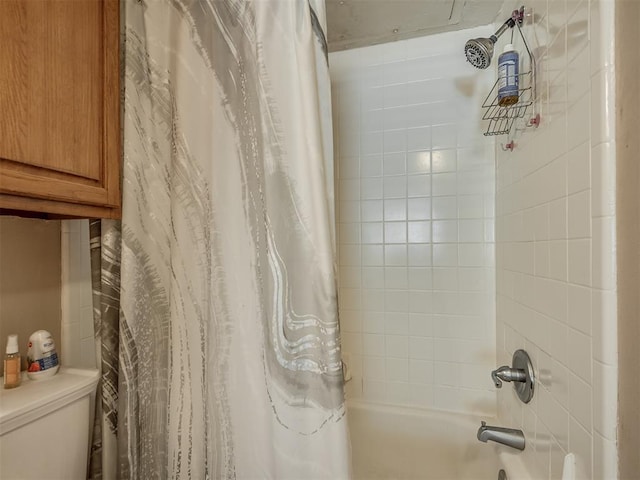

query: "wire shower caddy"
xmin=481 ymin=6 xmax=539 ymax=147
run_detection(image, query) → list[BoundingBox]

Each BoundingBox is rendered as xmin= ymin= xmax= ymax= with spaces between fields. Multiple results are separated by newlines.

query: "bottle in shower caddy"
xmin=497 ymin=43 xmax=519 ymax=106
xmin=3 ymin=334 xmax=21 ymax=389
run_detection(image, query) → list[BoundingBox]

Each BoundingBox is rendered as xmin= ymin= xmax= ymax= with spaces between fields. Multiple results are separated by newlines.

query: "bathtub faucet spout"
xmin=477 ymin=421 xmax=525 ymax=450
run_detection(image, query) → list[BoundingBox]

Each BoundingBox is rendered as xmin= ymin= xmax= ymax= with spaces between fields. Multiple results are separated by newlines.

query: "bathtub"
xmin=347 ymin=400 xmax=531 ymax=480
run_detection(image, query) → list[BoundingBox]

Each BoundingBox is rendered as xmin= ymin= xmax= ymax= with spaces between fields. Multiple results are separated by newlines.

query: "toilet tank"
xmin=0 ymin=368 xmax=99 ymax=480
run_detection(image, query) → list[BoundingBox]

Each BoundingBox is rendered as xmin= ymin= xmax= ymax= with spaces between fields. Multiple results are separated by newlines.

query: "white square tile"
xmin=409 ymin=337 xmax=434 ymax=360
xmin=383 ymin=153 xmax=407 ymax=176
xmin=408 ymin=244 xmax=432 ymax=266
xmin=383 ymin=176 xmax=407 ymax=198
xmin=458 ymin=219 xmax=484 ymax=242
xmin=384 ymin=312 xmax=409 ymax=335
xmin=433 ymin=244 xmax=457 ymax=267
xmin=384 ymin=290 xmax=409 ymax=312
xmin=409 ymin=384 xmax=434 ymax=407
xmin=407 ymin=127 xmax=431 ymax=152
xmin=567 ymin=284 xmax=591 ymax=335
xmin=568 ymin=372 xmax=592 ymax=431
xmin=408 ymin=174 xmax=431 ymax=197
xmin=408 ymin=221 xmax=431 ymax=243
xmin=409 ymin=359 xmax=434 ymax=384
xmin=431 ymin=149 xmax=457 ymax=173
xmin=362 ymin=379 xmax=387 ymax=402
xmin=384 ymin=222 xmax=407 ymax=244
xmin=433 ymin=268 xmax=458 ymax=291
xmin=432 ymin=173 xmax=457 ymax=196
xmin=363 ymin=354 xmax=386 ymax=379
xmin=361 ymin=154 xmax=383 ymax=178
xmin=386 ymin=337 xmax=409 ymax=359
xmin=361 ymin=178 xmax=383 ymax=199
xmin=362 ymin=222 xmax=383 ymax=244
xmin=385 ymin=245 xmax=407 ymax=266
xmin=362 ymin=245 xmax=383 ymax=266
xmin=362 ymin=200 xmax=384 ymax=222
xmin=408 ymin=267 xmax=432 ymax=290
xmin=409 ymin=291 xmax=431 ymax=314
xmin=384 ymin=199 xmax=407 ymax=221
xmin=362 ymin=131 xmax=383 ymax=155
xmin=568 ymin=238 xmax=591 ymax=286
xmin=408 ymin=197 xmax=431 ymax=220
xmin=409 ymin=313 xmax=433 ymax=337
xmin=548 ymin=240 xmax=568 ymax=281
xmin=431 ymin=124 xmax=457 ymax=150
xmin=383 ymin=129 xmax=407 ymax=153
xmin=458 ymin=195 xmax=484 ymax=219
xmin=432 ymin=196 xmax=457 ymax=220
xmin=385 ymin=267 xmax=408 ymax=289
xmin=566 ymin=328 xmax=591 ymax=383
xmin=383 ymin=108 xmax=406 ymax=132
xmin=363 ymin=311 xmax=385 ymax=333
xmin=407 ymin=151 xmax=431 ymax=173
xmin=458 ymin=243 xmax=485 ymax=267
xmin=432 ymin=220 xmax=458 ymax=243
xmin=567 ymin=190 xmax=591 ymax=238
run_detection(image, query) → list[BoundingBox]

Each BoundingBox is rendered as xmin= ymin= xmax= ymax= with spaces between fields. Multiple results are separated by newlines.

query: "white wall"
xmin=61 ymin=220 xmax=95 ymax=369
xmin=495 ymin=1 xmax=617 ymax=478
xmin=330 ymin=27 xmax=497 ymax=415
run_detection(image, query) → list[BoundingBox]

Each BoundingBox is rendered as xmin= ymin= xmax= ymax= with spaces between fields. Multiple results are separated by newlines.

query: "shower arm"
xmin=490 ymin=17 xmax=516 ymax=44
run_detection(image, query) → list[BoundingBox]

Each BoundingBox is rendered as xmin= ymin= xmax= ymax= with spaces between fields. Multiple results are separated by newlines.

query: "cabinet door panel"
xmin=0 ymin=0 xmax=120 ymax=216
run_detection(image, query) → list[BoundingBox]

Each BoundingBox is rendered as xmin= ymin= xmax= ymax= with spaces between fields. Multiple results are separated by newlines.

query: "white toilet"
xmin=0 ymin=368 xmax=99 ymax=480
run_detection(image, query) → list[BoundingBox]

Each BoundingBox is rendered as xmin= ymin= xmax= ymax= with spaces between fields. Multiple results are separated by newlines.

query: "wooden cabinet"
xmin=0 ymin=0 xmax=120 ymax=218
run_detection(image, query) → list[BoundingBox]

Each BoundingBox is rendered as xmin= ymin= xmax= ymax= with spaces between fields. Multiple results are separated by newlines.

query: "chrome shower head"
xmin=464 ymin=17 xmax=516 ymax=69
xmin=464 ymin=37 xmax=496 ymax=69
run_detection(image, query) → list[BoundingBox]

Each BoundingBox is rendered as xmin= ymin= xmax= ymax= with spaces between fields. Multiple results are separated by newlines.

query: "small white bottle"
xmin=3 ymin=334 xmax=21 ymax=389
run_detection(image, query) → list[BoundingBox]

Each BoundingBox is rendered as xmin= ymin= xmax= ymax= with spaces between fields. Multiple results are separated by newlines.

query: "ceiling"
xmin=326 ymin=0 xmax=504 ymax=51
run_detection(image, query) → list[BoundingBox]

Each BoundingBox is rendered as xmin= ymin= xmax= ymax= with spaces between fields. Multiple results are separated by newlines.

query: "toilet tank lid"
xmin=0 ymin=368 xmax=99 ymax=435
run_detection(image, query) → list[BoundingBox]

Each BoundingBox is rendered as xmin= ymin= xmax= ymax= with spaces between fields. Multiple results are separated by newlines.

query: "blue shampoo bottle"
xmin=497 ymin=43 xmax=519 ymax=106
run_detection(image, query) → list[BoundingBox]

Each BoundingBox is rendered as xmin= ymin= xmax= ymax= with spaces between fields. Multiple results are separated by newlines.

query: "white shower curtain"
xmin=117 ymin=0 xmax=350 ymax=478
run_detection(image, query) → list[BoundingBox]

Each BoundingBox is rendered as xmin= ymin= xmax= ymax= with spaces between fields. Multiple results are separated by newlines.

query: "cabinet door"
xmin=0 ymin=0 xmax=120 ymax=218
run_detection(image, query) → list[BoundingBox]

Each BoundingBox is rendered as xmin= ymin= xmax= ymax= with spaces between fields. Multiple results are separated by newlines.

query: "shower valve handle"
xmin=491 ymin=365 xmax=527 ymax=388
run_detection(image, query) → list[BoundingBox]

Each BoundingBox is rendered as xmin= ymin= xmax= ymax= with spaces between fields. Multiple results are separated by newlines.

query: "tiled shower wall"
xmin=61 ymin=220 xmax=95 ymax=370
xmin=494 ymin=0 xmax=617 ymax=478
xmin=330 ymin=27 xmax=497 ymax=415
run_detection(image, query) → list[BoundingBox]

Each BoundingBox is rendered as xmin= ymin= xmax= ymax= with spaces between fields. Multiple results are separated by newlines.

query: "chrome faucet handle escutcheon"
xmin=491 ymin=349 xmax=536 ymax=404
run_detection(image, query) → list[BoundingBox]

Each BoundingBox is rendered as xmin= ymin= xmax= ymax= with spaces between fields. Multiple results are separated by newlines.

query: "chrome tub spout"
xmin=477 ymin=421 xmax=525 ymax=451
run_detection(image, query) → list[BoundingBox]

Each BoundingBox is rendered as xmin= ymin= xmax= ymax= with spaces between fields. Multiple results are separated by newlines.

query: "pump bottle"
xmin=3 ymin=334 xmax=21 ymax=389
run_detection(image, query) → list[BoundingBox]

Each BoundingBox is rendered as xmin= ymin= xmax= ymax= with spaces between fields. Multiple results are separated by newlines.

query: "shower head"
xmin=464 ymin=37 xmax=496 ymax=69
xmin=464 ymin=17 xmax=516 ymax=69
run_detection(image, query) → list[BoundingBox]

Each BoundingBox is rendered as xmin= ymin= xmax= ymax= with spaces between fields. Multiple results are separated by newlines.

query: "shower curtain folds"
xmin=88 ymin=0 xmax=351 ymax=478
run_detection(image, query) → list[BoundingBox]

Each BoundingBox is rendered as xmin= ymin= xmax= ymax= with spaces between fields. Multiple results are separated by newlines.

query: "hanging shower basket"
xmin=481 ymin=7 xmax=540 ymax=141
